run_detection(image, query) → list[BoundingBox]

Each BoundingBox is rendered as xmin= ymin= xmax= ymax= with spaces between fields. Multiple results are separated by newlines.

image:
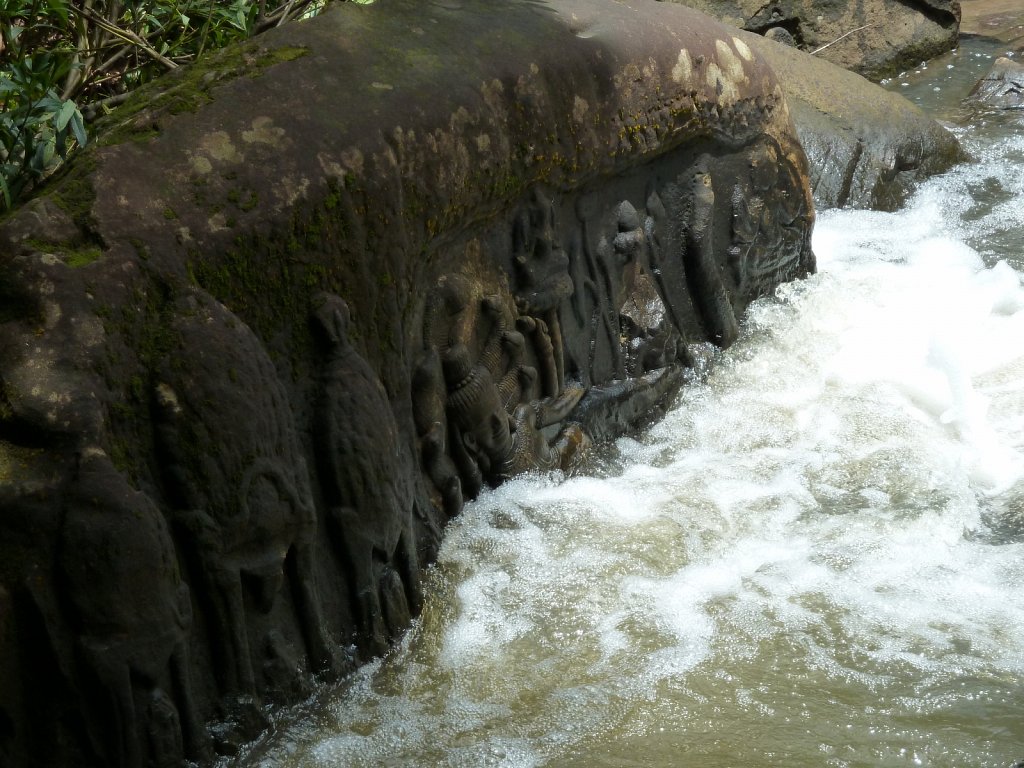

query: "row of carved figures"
xmin=43 ymin=141 xmax=810 ymax=766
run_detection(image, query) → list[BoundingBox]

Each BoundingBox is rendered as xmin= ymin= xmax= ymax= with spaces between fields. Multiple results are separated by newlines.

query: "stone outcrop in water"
xmin=667 ymin=0 xmax=961 ymax=80
xmin=966 ymin=56 xmax=1024 ymax=109
xmin=739 ymin=30 xmax=964 ymax=210
xmin=0 ymin=0 xmax=814 ymax=765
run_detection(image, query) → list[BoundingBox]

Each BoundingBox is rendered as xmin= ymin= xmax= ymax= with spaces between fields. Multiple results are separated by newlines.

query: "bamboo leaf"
xmin=70 ymin=111 xmax=87 ymax=148
xmin=56 ymin=99 xmax=76 ymax=131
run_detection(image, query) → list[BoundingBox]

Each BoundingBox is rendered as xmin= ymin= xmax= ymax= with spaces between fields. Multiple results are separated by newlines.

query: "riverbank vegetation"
xmin=0 ymin=0 xmax=375 ymax=212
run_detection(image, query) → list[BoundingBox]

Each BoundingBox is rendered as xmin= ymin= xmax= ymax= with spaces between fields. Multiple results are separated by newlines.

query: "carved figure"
xmin=730 ymin=140 xmax=811 ymax=302
xmin=680 ymin=159 xmax=740 ymax=347
xmin=567 ymin=197 xmax=652 ymax=383
xmin=512 ymin=189 xmax=574 ymax=390
xmin=645 ymin=159 xmax=739 ymax=348
xmin=503 ymin=400 xmax=589 ymax=477
xmin=411 ymin=350 xmax=463 ymax=518
xmin=418 ymin=273 xmax=586 ymax=497
xmin=644 ymin=185 xmax=706 ymax=346
xmin=311 ymin=293 xmax=422 ymax=656
xmin=442 ymin=337 xmax=517 ymax=481
xmin=154 ymin=292 xmax=335 ymax=706
xmin=570 ymin=203 xmax=625 ymax=383
xmin=59 ymin=450 xmax=206 ymax=767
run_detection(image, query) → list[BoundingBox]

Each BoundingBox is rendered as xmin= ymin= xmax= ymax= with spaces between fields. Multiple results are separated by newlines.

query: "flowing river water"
xmin=241 ymin=37 xmax=1024 ymax=768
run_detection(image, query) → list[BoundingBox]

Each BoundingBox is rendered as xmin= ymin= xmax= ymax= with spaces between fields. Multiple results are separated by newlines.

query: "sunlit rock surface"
xmin=966 ymin=56 xmax=1024 ymax=108
xmin=740 ymin=30 xmax=964 ymax=210
xmin=668 ymin=0 xmax=961 ymax=81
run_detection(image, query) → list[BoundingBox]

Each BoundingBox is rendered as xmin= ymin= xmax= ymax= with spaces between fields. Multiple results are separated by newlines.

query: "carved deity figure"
xmin=415 ymin=265 xmax=586 ymax=503
xmin=311 ymin=292 xmax=422 ymax=656
xmin=154 ymin=291 xmax=335 ymax=707
xmin=512 ymin=188 xmax=574 ymax=391
xmin=644 ymin=157 xmax=739 ymax=348
xmin=729 ymin=139 xmax=812 ymax=302
xmin=59 ymin=450 xmax=206 ymax=768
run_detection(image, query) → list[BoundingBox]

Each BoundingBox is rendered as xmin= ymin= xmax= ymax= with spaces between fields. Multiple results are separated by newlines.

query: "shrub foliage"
xmin=0 ymin=0 xmax=337 ymax=211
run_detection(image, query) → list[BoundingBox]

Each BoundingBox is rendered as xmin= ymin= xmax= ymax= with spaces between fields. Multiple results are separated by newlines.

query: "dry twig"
xmin=811 ymin=23 xmax=875 ymax=56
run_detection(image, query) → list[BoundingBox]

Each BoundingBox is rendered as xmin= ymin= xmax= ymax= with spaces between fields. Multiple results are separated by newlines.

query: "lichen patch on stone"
xmin=715 ymin=39 xmax=747 ymax=85
xmin=189 ymin=155 xmax=213 ymax=175
xmin=706 ymin=62 xmax=739 ymax=104
xmin=733 ymin=37 xmax=753 ymax=62
xmin=672 ymin=49 xmax=693 ymax=84
xmin=200 ymin=131 xmax=242 ymax=164
xmin=242 ymin=116 xmax=288 ymax=148
xmin=573 ymin=96 xmax=590 ymax=124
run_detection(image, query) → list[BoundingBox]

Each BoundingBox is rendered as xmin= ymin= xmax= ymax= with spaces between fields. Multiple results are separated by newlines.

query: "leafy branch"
xmin=1 ymin=0 xmax=345 ymax=212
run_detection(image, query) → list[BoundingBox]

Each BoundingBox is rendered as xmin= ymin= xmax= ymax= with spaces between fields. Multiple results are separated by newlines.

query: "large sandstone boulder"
xmin=668 ymin=0 xmax=961 ymax=80
xmin=0 ymin=0 xmax=814 ymax=765
xmin=740 ymin=30 xmax=964 ymax=209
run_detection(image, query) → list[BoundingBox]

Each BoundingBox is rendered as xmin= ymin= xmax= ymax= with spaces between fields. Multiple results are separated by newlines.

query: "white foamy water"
xmin=245 ymin=99 xmax=1024 ymax=768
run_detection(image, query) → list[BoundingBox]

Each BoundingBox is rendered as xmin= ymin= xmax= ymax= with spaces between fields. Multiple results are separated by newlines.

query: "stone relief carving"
xmin=411 ymin=348 xmax=464 ymax=519
xmin=414 ymin=267 xmax=587 ymax=505
xmin=153 ymin=293 xmax=335 ymax=714
xmin=511 ymin=189 xmax=573 ymax=393
xmin=646 ymin=157 xmax=741 ymax=349
xmin=729 ymin=139 xmax=812 ymax=303
xmin=567 ymin=196 xmax=627 ymax=385
xmin=311 ymin=292 xmax=422 ymax=657
xmin=409 ymin=156 xmax=810 ymax=505
xmin=0 ymin=0 xmax=825 ymax=759
xmin=59 ymin=451 xmax=206 ymax=767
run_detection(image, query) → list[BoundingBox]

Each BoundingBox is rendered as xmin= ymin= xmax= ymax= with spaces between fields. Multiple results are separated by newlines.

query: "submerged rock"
xmin=966 ymin=56 xmax=1024 ymax=109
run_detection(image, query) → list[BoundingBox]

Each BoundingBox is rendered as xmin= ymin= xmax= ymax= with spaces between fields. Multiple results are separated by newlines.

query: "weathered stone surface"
xmin=740 ymin=30 xmax=964 ymax=209
xmin=960 ymin=0 xmax=1024 ymax=47
xmin=966 ymin=56 xmax=1024 ymax=108
xmin=0 ymin=0 xmax=814 ymax=765
xmin=668 ymin=0 xmax=961 ymax=80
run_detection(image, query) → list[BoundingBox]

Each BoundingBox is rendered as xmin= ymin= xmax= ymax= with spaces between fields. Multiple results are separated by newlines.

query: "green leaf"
xmin=56 ymin=99 xmax=76 ymax=131
xmin=38 ymin=93 xmax=63 ymax=111
xmin=70 ymin=112 xmax=87 ymax=148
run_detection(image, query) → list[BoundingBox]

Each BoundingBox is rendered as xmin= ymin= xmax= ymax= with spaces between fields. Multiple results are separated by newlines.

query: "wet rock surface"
xmin=966 ymin=56 xmax=1024 ymax=108
xmin=0 ymin=0 xmax=815 ymax=765
xmin=740 ymin=30 xmax=964 ymax=210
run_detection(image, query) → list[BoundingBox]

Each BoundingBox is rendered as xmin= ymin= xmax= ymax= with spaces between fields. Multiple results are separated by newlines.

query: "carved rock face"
xmin=0 ymin=0 xmax=818 ymax=764
xmin=154 ymin=291 xmax=334 ymax=708
xmin=311 ymin=292 xmax=423 ymax=656
xmin=60 ymin=452 xmax=204 ymax=767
